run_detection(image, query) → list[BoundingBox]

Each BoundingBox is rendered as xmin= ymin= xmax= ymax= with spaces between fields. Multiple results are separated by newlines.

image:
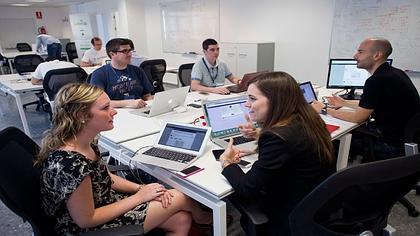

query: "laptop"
xmin=137 ymin=122 xmax=212 ymax=171
xmin=227 ymin=71 xmax=267 ymax=93
xmin=202 ymin=96 xmax=257 ymax=149
xmin=299 ymin=81 xmax=317 ymax=104
xmin=136 ymin=86 xmax=190 ymax=117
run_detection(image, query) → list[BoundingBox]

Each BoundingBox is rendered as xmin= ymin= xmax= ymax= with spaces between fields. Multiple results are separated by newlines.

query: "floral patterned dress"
xmin=40 ymin=144 xmax=148 ymax=235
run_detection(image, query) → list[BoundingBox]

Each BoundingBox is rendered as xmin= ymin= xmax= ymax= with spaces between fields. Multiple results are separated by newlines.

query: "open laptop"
xmin=137 ymin=122 xmax=212 ymax=171
xmin=202 ymin=96 xmax=257 ymax=149
xmin=137 ymin=86 xmax=190 ymax=117
xmin=227 ymin=71 xmax=267 ymax=93
xmin=299 ymin=81 xmax=317 ymax=103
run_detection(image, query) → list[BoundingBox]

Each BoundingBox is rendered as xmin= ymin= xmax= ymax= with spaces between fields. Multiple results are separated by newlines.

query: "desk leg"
xmin=15 ymin=93 xmax=32 ymax=137
xmin=8 ymin=59 xmax=13 ymax=74
xmin=212 ymin=201 xmax=227 ymax=236
xmin=336 ymin=133 xmax=352 ymax=170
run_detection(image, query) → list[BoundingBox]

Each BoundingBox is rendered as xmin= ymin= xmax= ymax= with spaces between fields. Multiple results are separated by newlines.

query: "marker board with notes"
xmin=159 ymin=0 xmax=219 ymax=54
xmin=330 ymin=0 xmax=420 ymax=71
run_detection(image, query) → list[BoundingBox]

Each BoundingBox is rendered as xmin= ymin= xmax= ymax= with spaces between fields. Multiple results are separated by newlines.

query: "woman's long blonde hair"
xmin=249 ymin=72 xmax=334 ymax=164
xmin=36 ymin=83 xmax=104 ymax=163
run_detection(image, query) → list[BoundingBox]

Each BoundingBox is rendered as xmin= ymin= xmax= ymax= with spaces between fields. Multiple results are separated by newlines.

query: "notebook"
xmin=137 ymin=122 xmax=212 ymax=171
xmin=202 ymin=96 xmax=257 ymax=149
xmin=299 ymin=81 xmax=318 ymax=104
xmin=227 ymin=71 xmax=267 ymax=93
xmin=137 ymin=86 xmax=190 ymax=117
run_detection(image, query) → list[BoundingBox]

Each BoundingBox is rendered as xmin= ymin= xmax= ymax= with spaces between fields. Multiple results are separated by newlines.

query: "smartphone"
xmin=187 ymin=103 xmax=202 ymax=108
xmin=213 ymin=149 xmax=252 ymax=168
xmin=177 ymin=166 xmax=204 ymax=178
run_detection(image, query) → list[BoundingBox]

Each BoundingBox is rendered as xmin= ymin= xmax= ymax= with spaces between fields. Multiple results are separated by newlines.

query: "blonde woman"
xmin=37 ymin=83 xmax=210 ymax=235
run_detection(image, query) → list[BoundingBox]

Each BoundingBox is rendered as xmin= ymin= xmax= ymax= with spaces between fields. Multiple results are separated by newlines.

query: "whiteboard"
xmin=160 ymin=0 xmax=219 ymax=54
xmin=0 ymin=18 xmax=37 ymax=49
xmin=330 ymin=0 xmax=420 ymax=71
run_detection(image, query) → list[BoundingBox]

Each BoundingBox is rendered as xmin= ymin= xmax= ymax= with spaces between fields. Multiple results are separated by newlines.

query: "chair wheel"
xmin=408 ymin=209 xmax=419 ymax=217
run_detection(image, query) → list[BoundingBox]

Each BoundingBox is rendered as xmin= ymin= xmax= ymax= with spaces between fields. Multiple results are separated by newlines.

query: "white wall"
xmin=0 ymin=6 xmax=72 ymax=49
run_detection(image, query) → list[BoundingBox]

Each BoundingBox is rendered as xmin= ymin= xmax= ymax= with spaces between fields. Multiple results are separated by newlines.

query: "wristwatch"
xmin=321 ymin=105 xmax=328 ymax=115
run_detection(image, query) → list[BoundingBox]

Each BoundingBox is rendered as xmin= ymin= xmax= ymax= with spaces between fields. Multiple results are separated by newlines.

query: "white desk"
xmin=0 ymin=74 xmax=43 ymax=136
xmin=81 ymin=65 xmax=101 ymax=75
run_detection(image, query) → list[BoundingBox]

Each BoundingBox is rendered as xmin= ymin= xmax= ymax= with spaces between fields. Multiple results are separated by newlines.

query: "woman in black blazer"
xmin=220 ymin=71 xmax=335 ymax=235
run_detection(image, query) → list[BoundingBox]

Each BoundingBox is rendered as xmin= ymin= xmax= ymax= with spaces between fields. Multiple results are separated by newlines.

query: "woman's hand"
xmin=134 ymin=183 xmax=167 ymax=203
xmin=220 ymin=138 xmax=254 ymax=168
xmin=153 ymin=190 xmax=174 ymax=208
xmin=239 ymin=113 xmax=259 ymax=139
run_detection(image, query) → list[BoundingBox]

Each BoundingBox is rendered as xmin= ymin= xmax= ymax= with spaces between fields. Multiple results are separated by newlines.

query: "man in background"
xmin=312 ymin=37 xmax=420 ymax=160
xmin=35 ymin=34 xmax=61 ymax=59
xmin=31 ymin=59 xmax=77 ymax=85
xmin=90 ymin=38 xmax=153 ymax=108
xmin=191 ymin=38 xmax=241 ymax=94
xmin=80 ymin=37 xmax=108 ymax=67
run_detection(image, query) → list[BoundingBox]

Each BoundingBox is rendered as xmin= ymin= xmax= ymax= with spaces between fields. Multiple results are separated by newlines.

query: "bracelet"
xmin=321 ymin=104 xmax=328 ymax=115
xmin=237 ymin=79 xmax=242 ymax=85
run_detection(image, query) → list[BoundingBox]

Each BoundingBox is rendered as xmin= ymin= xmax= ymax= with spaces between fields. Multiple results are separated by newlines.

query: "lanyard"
xmin=202 ymin=58 xmax=218 ymax=84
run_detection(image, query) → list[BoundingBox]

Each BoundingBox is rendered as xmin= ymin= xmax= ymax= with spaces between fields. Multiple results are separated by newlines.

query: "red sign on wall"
xmin=35 ymin=11 xmax=42 ymax=19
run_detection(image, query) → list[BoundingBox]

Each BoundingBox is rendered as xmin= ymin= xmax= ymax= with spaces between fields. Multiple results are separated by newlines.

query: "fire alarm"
xmin=35 ymin=11 xmax=42 ymax=19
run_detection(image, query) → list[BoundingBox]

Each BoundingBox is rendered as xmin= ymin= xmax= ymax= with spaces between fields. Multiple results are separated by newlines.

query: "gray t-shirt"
xmin=191 ymin=57 xmax=232 ymax=87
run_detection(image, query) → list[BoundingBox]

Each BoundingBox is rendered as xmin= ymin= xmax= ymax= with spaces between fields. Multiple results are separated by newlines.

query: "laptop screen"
xmin=299 ymin=81 xmax=317 ymax=103
xmin=204 ymin=97 xmax=249 ymax=137
xmin=158 ymin=123 xmax=207 ymax=152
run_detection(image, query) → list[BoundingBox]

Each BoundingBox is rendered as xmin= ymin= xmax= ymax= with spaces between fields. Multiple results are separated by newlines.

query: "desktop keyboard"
xmin=143 ymin=147 xmax=196 ymax=163
xmin=225 ymin=136 xmax=255 ymax=145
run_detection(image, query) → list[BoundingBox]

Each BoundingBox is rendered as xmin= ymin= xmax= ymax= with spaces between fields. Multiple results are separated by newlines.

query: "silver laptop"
xmin=202 ymin=96 xmax=257 ymax=149
xmin=136 ymin=122 xmax=211 ymax=171
xmin=137 ymin=86 xmax=190 ymax=117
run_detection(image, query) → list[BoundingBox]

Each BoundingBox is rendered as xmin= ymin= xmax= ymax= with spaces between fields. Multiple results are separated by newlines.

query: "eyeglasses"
xmin=207 ymin=47 xmax=219 ymax=52
xmin=113 ymin=48 xmax=133 ymax=54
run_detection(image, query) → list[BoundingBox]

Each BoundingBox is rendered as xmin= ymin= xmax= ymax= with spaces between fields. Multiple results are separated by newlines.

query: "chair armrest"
xmin=108 ymin=164 xmax=130 ymax=173
xmin=81 ymin=224 xmax=144 ymax=236
xmin=230 ymin=196 xmax=269 ymax=225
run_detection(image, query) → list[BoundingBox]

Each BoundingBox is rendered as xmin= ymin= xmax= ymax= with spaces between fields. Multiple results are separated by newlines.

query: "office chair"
xmin=0 ymin=53 xmax=10 ymax=74
xmin=65 ymin=42 xmax=78 ymax=63
xmin=0 ymin=126 xmax=147 ymax=236
xmin=16 ymin=42 xmax=32 ymax=52
xmin=178 ymin=63 xmax=194 ymax=87
xmin=140 ymin=59 xmax=166 ymax=94
xmin=43 ymin=67 xmax=88 ymax=103
xmin=289 ymin=153 xmax=420 ymax=236
xmin=13 ymin=54 xmax=48 ymax=111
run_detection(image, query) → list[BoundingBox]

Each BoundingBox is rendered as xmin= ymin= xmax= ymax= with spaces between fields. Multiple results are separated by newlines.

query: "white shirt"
xmin=33 ymin=60 xmax=78 ymax=80
xmin=81 ymin=48 xmax=108 ymax=65
xmin=36 ymin=34 xmax=60 ymax=52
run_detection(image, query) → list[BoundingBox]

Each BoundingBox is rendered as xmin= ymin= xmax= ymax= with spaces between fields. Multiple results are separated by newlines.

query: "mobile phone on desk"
xmin=213 ymin=149 xmax=252 ymax=168
xmin=176 ymin=166 xmax=204 ymax=178
xmin=238 ymin=159 xmax=251 ymax=168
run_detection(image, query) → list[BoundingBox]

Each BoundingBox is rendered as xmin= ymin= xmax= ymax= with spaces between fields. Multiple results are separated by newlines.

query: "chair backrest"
xmin=43 ymin=67 xmax=88 ymax=101
xmin=14 ymin=54 xmax=44 ymax=75
xmin=178 ymin=63 xmax=194 ymax=87
xmin=65 ymin=42 xmax=78 ymax=63
xmin=0 ymin=127 xmax=55 ymax=236
xmin=140 ymin=59 xmax=166 ymax=94
xmin=16 ymin=43 xmax=32 ymax=52
xmin=289 ymin=154 xmax=420 ymax=236
xmin=405 ymin=112 xmax=420 ymax=144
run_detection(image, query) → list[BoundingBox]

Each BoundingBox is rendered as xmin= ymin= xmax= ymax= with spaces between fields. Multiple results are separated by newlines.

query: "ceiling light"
xmin=11 ymin=3 xmax=31 ymax=6
xmin=27 ymin=0 xmax=48 ymax=2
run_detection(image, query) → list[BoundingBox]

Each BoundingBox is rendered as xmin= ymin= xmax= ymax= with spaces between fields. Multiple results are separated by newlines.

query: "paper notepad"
xmin=326 ymin=124 xmax=340 ymax=133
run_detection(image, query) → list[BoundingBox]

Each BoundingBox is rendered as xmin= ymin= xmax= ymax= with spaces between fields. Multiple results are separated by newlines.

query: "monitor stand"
xmin=339 ymin=88 xmax=361 ymax=100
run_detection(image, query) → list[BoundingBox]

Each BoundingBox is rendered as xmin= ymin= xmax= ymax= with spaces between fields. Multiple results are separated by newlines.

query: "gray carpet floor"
xmin=0 ymin=89 xmax=419 ymax=235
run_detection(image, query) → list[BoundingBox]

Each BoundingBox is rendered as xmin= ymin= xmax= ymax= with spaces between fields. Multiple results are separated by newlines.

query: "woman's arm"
xmin=110 ymin=172 xmax=141 ymax=194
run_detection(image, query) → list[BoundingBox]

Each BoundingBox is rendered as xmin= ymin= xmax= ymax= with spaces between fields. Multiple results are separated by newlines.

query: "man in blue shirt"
xmin=36 ymin=34 xmax=61 ymax=59
xmin=90 ymin=38 xmax=153 ymax=108
xmin=191 ymin=38 xmax=241 ymax=94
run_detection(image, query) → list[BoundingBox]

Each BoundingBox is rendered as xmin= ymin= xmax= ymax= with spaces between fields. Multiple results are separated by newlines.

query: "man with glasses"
xmin=191 ymin=38 xmax=241 ymax=94
xmin=90 ymin=38 xmax=153 ymax=108
xmin=80 ymin=37 xmax=108 ymax=67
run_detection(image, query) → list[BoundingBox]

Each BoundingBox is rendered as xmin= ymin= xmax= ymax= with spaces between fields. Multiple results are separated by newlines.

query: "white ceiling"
xmin=0 ymin=0 xmax=95 ymax=7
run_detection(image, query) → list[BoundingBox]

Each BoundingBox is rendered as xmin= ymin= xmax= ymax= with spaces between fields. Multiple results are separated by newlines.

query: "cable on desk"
xmin=128 ymin=145 xmax=153 ymax=184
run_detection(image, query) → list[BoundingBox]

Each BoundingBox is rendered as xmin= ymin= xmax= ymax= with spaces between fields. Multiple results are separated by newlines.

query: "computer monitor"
xmin=58 ymin=38 xmax=71 ymax=52
xmin=326 ymin=58 xmax=393 ymax=100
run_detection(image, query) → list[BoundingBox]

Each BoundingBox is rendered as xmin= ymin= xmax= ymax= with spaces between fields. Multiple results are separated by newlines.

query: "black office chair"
xmin=65 ymin=42 xmax=78 ymax=63
xmin=0 ymin=53 xmax=10 ymax=74
xmin=16 ymin=42 xmax=32 ymax=52
xmin=43 ymin=67 xmax=88 ymax=102
xmin=289 ymin=153 xmax=420 ymax=236
xmin=140 ymin=59 xmax=166 ymax=94
xmin=0 ymin=126 xmax=147 ymax=236
xmin=178 ymin=63 xmax=194 ymax=87
xmin=13 ymin=54 xmax=48 ymax=111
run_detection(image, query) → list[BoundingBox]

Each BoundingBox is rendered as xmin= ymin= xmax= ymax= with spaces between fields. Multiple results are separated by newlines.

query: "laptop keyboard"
xmin=224 ymin=136 xmax=255 ymax=145
xmin=143 ymin=147 xmax=196 ymax=164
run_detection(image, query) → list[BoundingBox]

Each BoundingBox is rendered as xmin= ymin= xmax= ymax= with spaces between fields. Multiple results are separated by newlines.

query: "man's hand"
xmin=211 ymin=87 xmax=230 ymax=95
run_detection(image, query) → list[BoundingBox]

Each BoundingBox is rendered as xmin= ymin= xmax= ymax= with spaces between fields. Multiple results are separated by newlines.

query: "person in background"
xmin=191 ymin=38 xmax=241 ymax=94
xmin=220 ymin=72 xmax=335 ymax=235
xmin=36 ymin=34 xmax=62 ymax=59
xmin=36 ymin=83 xmax=211 ymax=235
xmin=312 ymin=37 xmax=420 ymax=161
xmin=80 ymin=37 xmax=108 ymax=67
xmin=90 ymin=38 xmax=153 ymax=108
xmin=31 ymin=59 xmax=77 ymax=85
